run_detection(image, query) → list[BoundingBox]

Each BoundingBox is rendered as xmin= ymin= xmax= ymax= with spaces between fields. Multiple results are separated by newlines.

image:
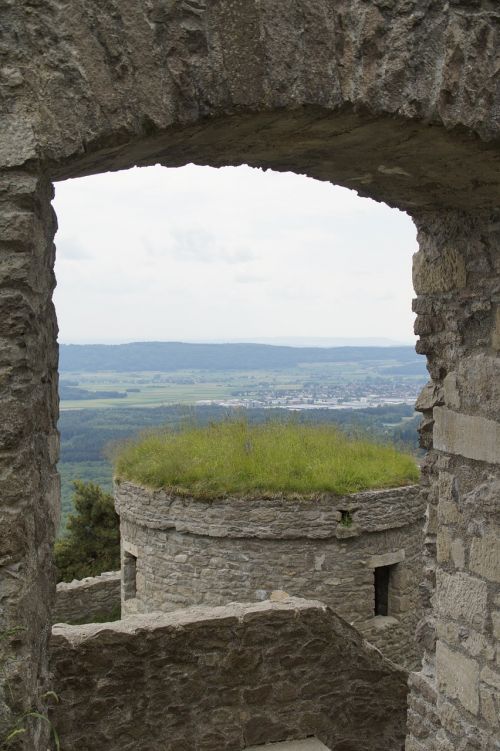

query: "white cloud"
xmin=52 ymin=164 xmax=417 ymax=344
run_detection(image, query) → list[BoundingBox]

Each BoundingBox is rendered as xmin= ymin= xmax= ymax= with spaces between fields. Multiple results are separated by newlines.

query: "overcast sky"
xmin=52 ymin=164 xmax=417 ymax=345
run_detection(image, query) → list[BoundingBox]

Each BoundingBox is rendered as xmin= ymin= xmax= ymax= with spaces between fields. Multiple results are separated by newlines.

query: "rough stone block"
xmin=469 ymin=531 xmax=500 ymax=584
xmin=437 ymin=527 xmax=452 ymax=564
xmin=433 ymin=407 xmax=500 ymax=465
xmin=443 ymin=373 xmax=460 ymax=410
xmin=436 ymin=571 xmax=488 ymax=631
xmin=416 ymin=382 xmax=443 ymax=412
xmin=0 ymin=115 xmax=37 ymax=167
xmin=450 ymin=538 xmax=465 ymax=569
xmin=366 ymin=549 xmax=405 ymax=568
xmin=245 ymin=740 xmax=330 ymax=750
xmin=455 ymin=354 xmax=500 ymax=420
xmin=436 ymin=641 xmax=479 ymax=715
xmin=412 ymin=247 xmax=467 ymax=294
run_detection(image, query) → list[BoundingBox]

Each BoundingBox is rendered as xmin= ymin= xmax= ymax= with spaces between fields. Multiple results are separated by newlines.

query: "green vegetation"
xmin=55 ymin=481 xmax=120 ymax=583
xmin=59 ymin=461 xmax=113 ymax=532
xmin=114 ymin=420 xmax=419 ymax=497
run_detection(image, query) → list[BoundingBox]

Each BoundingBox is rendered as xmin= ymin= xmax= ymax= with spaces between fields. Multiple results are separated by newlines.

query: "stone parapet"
xmin=53 ymin=571 xmax=121 ymax=625
xmin=50 ymin=597 xmax=409 ymax=751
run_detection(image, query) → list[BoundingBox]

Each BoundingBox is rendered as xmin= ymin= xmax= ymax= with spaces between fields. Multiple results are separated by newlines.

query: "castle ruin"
xmin=116 ymin=481 xmax=425 ymax=669
xmin=0 ymin=2 xmax=499 ymax=750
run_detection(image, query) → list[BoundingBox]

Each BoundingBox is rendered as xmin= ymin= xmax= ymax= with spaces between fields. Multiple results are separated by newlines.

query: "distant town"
xmin=197 ymin=377 xmax=421 ymax=411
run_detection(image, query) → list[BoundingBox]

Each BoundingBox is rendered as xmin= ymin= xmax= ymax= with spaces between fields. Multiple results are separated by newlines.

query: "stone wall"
xmin=53 ymin=572 xmax=120 ymax=625
xmin=405 ymin=214 xmax=500 ymax=751
xmin=50 ymin=597 xmax=409 ymax=751
xmin=0 ymin=173 xmax=59 ymax=748
xmin=116 ymin=482 xmax=424 ymax=669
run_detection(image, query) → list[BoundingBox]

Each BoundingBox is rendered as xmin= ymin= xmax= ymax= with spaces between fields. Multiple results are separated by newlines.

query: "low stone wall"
xmin=50 ymin=597 xmax=409 ymax=751
xmin=53 ymin=571 xmax=121 ymax=624
xmin=116 ymin=482 xmax=425 ymax=668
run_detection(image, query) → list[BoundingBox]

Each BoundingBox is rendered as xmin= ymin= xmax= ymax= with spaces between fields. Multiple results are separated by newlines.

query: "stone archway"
xmin=1 ymin=2 xmax=499 ymax=749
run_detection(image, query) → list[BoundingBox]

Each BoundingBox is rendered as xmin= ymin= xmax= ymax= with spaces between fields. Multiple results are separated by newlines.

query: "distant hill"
xmin=59 ymin=382 xmax=128 ymax=400
xmin=59 ymin=341 xmax=421 ymax=372
xmin=381 ymin=362 xmax=428 ymax=376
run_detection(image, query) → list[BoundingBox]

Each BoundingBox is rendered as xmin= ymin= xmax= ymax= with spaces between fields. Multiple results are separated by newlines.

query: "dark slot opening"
xmin=340 ymin=510 xmax=353 ymax=527
xmin=374 ymin=565 xmax=391 ymax=616
xmin=123 ymin=551 xmax=137 ymax=600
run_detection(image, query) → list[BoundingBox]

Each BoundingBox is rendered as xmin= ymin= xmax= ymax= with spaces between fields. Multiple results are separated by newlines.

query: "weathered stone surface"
xmin=245 ymin=740 xmax=329 ymax=750
xmin=453 ymin=355 xmax=500 ymax=422
xmin=436 ymin=641 xmax=480 ymax=716
xmin=116 ymin=482 xmax=425 ymax=668
xmin=469 ymin=531 xmax=500 ymax=584
xmin=409 ymin=216 xmax=500 ymax=751
xmin=0 ymin=173 xmax=59 ymax=748
xmin=53 ymin=571 xmax=121 ymax=625
xmin=412 ymin=247 xmax=467 ymax=295
xmin=433 ymin=407 xmax=500 ymax=465
xmin=50 ymin=597 xmax=409 ymax=751
xmin=436 ymin=571 xmax=488 ymax=632
xmin=0 ymin=2 xmax=499 ymax=750
xmin=11 ymin=1 xmax=500 ymax=214
xmin=115 ymin=481 xmax=423 ymax=539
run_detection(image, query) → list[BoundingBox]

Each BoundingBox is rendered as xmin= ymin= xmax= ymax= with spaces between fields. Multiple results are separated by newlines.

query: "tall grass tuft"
xmin=113 ymin=419 xmax=419 ymax=498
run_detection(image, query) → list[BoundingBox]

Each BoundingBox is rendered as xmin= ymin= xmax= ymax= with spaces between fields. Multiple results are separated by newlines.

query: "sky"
xmin=52 ymin=164 xmax=417 ymax=345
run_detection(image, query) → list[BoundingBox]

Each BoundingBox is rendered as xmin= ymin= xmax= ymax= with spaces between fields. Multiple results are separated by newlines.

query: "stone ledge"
xmin=55 ymin=570 xmax=120 ymax=592
xmin=51 ymin=597 xmax=329 ymax=646
xmin=246 ymin=740 xmax=330 ymax=750
xmin=115 ymin=481 xmax=423 ymax=539
xmin=366 ymin=549 xmax=405 ymax=568
xmin=362 ymin=615 xmax=399 ymax=632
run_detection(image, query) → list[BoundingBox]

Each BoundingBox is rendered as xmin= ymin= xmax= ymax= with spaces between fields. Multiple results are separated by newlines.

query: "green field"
xmin=60 ymin=362 xmax=424 ymax=411
xmin=60 ymin=371 xmax=234 ymax=409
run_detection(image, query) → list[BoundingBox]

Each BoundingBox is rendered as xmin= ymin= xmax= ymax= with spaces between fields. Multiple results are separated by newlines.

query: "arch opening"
xmin=1 ymin=3 xmax=499 ymax=746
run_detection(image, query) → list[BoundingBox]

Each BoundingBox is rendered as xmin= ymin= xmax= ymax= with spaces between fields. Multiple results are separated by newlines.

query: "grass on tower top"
xmin=113 ymin=419 xmax=419 ymax=498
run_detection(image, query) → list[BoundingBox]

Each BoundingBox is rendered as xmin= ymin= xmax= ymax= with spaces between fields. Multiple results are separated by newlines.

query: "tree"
xmin=55 ymin=481 xmax=120 ymax=583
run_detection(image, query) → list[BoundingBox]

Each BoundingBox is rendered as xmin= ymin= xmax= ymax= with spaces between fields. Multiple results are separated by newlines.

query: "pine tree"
xmin=55 ymin=481 xmax=120 ymax=582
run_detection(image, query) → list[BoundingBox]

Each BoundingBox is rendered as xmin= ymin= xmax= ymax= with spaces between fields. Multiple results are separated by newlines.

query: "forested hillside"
xmin=60 ymin=342 xmax=425 ymax=373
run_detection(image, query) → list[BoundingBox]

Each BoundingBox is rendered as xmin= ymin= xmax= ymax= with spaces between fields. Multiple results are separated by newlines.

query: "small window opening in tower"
xmin=123 ymin=551 xmax=137 ymax=600
xmin=374 ymin=565 xmax=393 ymax=616
xmin=340 ymin=510 xmax=353 ymax=527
